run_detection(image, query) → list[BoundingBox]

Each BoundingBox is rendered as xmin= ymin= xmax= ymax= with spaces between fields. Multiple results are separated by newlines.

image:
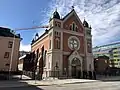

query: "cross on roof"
xmin=72 ymin=6 xmax=74 ymax=9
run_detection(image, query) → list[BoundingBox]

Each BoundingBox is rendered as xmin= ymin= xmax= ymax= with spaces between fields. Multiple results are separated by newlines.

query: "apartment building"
xmin=0 ymin=27 xmax=21 ymax=73
xmin=93 ymin=42 xmax=120 ymax=68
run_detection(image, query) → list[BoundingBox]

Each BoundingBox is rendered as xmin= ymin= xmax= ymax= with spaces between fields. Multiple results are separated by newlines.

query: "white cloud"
xmin=45 ymin=0 xmax=120 ymax=47
xmin=20 ymin=43 xmax=31 ymax=52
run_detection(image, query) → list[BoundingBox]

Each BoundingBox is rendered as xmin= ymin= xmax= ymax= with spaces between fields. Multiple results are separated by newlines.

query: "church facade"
xmin=31 ymin=8 xmax=94 ymax=79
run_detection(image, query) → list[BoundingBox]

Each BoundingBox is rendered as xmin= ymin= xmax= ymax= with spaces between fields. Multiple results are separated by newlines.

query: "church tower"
xmin=48 ymin=9 xmax=63 ymax=77
xmin=83 ymin=19 xmax=94 ymax=73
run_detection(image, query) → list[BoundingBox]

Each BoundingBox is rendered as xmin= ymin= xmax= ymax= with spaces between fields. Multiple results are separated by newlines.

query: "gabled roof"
xmin=62 ymin=9 xmax=84 ymax=29
xmin=31 ymin=29 xmax=49 ymax=45
xmin=32 ymin=9 xmax=84 ymax=45
xmin=62 ymin=9 xmax=74 ymax=20
xmin=0 ymin=27 xmax=20 ymax=38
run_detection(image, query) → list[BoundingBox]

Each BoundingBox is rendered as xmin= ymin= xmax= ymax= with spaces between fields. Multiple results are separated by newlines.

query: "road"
xmin=0 ymin=86 xmax=43 ymax=90
xmin=1 ymin=81 xmax=120 ymax=90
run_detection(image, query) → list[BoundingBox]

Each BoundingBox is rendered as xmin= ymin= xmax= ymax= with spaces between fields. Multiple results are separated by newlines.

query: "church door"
xmin=71 ymin=58 xmax=81 ymax=78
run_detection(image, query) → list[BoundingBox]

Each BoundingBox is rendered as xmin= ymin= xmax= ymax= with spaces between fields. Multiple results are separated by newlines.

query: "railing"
xmin=22 ymin=70 xmax=98 ymax=80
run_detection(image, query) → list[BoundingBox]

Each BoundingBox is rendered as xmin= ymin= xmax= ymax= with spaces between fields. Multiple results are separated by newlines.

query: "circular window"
xmin=68 ymin=36 xmax=80 ymax=50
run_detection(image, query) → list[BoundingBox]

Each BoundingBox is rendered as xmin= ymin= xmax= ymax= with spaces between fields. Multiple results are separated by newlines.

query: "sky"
xmin=0 ymin=0 xmax=120 ymax=51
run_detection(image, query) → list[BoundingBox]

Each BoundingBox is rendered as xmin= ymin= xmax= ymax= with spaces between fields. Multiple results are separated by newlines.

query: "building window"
xmin=72 ymin=23 xmax=75 ymax=31
xmin=69 ymin=38 xmax=79 ymax=50
xmin=5 ymin=63 xmax=10 ymax=66
xmin=55 ymin=21 xmax=61 ymax=28
xmin=58 ymin=23 xmax=61 ymax=27
xmin=8 ymin=41 xmax=13 ymax=48
xmin=87 ymin=30 xmax=91 ymax=35
xmin=70 ymin=22 xmax=78 ymax=32
xmin=87 ymin=39 xmax=92 ymax=53
xmin=36 ymin=49 xmax=39 ymax=59
xmin=75 ymin=26 xmax=78 ymax=32
xmin=114 ymin=55 xmax=118 ymax=57
xmin=56 ymin=38 xmax=60 ymax=49
xmin=55 ymin=31 xmax=61 ymax=37
xmin=49 ymin=40 xmax=51 ymax=49
xmin=4 ymin=52 xmax=10 ymax=58
xmin=57 ymin=32 xmax=58 ymax=36
xmin=48 ymin=62 xmax=50 ymax=69
xmin=55 ymin=22 xmax=57 ymax=26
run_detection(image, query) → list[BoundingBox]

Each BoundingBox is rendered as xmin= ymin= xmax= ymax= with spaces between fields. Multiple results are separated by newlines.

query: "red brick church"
xmin=31 ymin=8 xmax=94 ymax=79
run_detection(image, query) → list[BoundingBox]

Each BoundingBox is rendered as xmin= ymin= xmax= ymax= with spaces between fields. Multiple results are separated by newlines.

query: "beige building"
xmin=0 ymin=27 xmax=21 ymax=72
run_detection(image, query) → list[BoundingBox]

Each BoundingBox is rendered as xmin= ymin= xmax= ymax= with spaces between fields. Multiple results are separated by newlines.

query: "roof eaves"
xmin=62 ymin=9 xmax=74 ymax=20
xmin=31 ymin=30 xmax=49 ymax=45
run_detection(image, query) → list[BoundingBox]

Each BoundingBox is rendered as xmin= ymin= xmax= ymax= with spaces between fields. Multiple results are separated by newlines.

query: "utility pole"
xmin=9 ymin=30 xmax=16 ymax=80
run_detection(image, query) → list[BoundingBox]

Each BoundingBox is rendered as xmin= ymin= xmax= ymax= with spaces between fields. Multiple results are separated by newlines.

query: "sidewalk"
xmin=21 ymin=79 xmax=98 ymax=86
xmin=97 ymin=75 xmax=120 ymax=81
xmin=1 ymin=75 xmax=120 ymax=88
xmin=0 ymin=79 xmax=98 ymax=88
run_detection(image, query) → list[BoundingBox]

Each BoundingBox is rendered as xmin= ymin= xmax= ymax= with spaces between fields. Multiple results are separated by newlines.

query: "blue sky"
xmin=0 ymin=0 xmax=120 ymax=51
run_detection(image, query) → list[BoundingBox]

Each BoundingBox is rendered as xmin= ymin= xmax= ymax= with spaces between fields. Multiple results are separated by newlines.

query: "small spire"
xmin=55 ymin=8 xmax=57 ymax=11
xmin=32 ymin=39 xmax=35 ymax=43
xmin=35 ymin=33 xmax=39 ymax=37
xmin=84 ymin=17 xmax=86 ymax=21
xmin=90 ymin=25 xmax=92 ymax=29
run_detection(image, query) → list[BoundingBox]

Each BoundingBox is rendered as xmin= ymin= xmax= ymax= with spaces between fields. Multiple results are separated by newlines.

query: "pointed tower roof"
xmin=50 ymin=9 xmax=60 ymax=21
xmin=83 ymin=18 xmax=89 ymax=28
xmin=89 ymin=25 xmax=92 ymax=29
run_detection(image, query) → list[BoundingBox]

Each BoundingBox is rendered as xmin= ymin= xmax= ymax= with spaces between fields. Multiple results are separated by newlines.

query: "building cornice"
xmin=54 ymin=27 xmax=84 ymax=37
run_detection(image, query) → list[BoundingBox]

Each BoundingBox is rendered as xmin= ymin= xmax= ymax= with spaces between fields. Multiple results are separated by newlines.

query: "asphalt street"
xmin=1 ymin=81 xmax=120 ymax=90
xmin=0 ymin=86 xmax=43 ymax=90
xmin=38 ymin=81 xmax=120 ymax=90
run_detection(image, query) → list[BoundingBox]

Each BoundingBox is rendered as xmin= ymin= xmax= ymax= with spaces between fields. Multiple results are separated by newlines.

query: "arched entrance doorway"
xmin=71 ymin=57 xmax=81 ymax=78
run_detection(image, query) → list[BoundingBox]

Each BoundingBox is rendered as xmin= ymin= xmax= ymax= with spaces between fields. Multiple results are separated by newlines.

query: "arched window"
xmin=55 ymin=22 xmax=57 ymax=26
xmin=36 ymin=49 xmax=39 ymax=59
xmin=55 ymin=21 xmax=61 ymax=28
xmin=87 ymin=39 xmax=92 ymax=53
xmin=56 ymin=38 xmax=60 ymax=49
xmin=72 ymin=23 xmax=75 ymax=31
xmin=75 ymin=26 xmax=78 ymax=32
xmin=69 ymin=22 xmax=78 ymax=31
xmin=49 ymin=40 xmax=51 ymax=49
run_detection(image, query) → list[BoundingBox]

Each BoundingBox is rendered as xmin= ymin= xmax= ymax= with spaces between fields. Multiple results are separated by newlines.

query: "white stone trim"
xmin=61 ymin=30 xmax=63 ymax=51
xmin=54 ymin=27 xmax=84 ymax=37
xmin=63 ymin=29 xmax=84 ymax=36
xmin=68 ymin=50 xmax=83 ymax=76
xmin=63 ymin=10 xmax=84 ymax=29
xmin=63 ymin=51 xmax=85 ymax=56
xmin=31 ymin=33 xmax=48 ymax=47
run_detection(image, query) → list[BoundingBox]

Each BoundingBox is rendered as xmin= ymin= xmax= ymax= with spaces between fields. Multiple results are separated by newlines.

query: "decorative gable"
xmin=63 ymin=10 xmax=84 ymax=33
xmin=68 ymin=50 xmax=83 ymax=65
